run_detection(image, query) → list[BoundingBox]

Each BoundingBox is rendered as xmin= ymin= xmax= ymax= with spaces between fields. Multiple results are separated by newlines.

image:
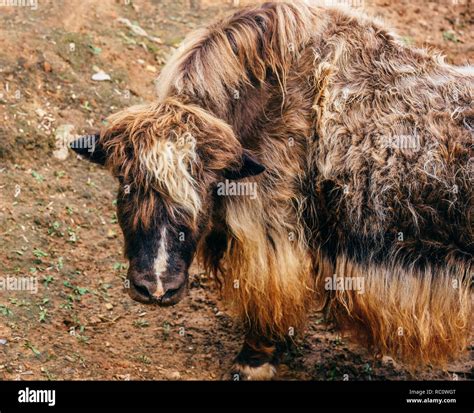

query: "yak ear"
xmin=70 ymin=133 xmax=106 ymax=165
xmin=223 ymin=152 xmax=265 ymax=180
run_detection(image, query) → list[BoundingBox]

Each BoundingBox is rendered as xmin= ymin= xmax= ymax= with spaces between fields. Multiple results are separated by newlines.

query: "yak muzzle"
xmin=127 ymin=270 xmax=187 ymax=307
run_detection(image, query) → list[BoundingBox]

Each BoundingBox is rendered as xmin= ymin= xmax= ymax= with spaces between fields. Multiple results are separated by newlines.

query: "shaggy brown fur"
xmin=101 ymin=98 xmax=242 ymax=229
xmin=94 ymin=2 xmax=472 ymax=367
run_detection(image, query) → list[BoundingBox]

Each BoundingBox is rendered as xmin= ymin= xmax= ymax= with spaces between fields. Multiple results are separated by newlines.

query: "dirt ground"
xmin=0 ymin=0 xmax=472 ymax=381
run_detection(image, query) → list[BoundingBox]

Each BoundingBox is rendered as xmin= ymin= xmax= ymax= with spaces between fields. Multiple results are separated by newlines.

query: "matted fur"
xmin=101 ymin=98 xmax=242 ymax=227
xmin=101 ymin=1 xmax=473 ymax=366
xmin=156 ymin=1 xmax=317 ymax=109
xmin=312 ymin=254 xmax=471 ymax=365
xmin=219 ymin=194 xmax=314 ymax=337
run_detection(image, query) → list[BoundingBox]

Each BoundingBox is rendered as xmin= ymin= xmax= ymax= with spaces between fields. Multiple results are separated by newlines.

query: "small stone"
xmin=88 ymin=316 xmax=101 ymax=325
xmin=53 ymin=124 xmax=74 ymax=160
xmin=92 ymin=71 xmax=111 ymax=81
xmin=35 ymin=108 xmax=46 ymax=118
xmin=43 ymin=61 xmax=52 ymax=72
xmin=105 ymin=303 xmax=114 ymax=310
xmin=145 ymin=65 xmax=157 ymax=73
xmin=150 ymin=36 xmax=163 ymax=45
xmin=0 ymin=339 xmax=7 ymax=345
xmin=169 ymin=371 xmax=181 ymax=380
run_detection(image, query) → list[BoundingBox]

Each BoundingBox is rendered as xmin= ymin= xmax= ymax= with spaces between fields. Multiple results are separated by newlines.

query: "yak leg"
xmin=231 ymin=332 xmax=286 ymax=380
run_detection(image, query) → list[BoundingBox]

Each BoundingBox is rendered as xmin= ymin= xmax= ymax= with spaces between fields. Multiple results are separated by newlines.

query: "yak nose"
xmin=130 ymin=278 xmax=156 ymax=302
xmin=127 ymin=268 xmax=187 ymax=306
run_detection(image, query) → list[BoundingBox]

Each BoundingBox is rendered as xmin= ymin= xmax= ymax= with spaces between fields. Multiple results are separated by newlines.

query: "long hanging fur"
xmin=102 ymin=1 xmax=473 ymax=366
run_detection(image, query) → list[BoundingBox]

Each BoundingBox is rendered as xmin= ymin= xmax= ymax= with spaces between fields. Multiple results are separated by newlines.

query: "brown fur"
xmin=101 ymin=98 xmax=242 ymax=229
xmin=99 ymin=2 xmax=473 ymax=366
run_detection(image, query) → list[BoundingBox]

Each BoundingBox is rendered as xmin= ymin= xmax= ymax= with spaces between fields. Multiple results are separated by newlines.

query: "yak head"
xmin=70 ymin=99 xmax=264 ymax=306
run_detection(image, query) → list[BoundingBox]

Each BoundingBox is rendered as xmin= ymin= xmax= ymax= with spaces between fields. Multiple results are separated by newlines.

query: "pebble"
xmin=92 ymin=71 xmax=111 ymax=81
xmin=35 ymin=108 xmax=46 ymax=118
xmin=53 ymin=124 xmax=74 ymax=160
xmin=43 ymin=61 xmax=52 ymax=72
xmin=169 ymin=371 xmax=181 ymax=380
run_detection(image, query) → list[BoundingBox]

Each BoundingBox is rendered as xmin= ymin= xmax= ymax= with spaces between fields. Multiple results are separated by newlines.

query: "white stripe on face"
xmin=153 ymin=227 xmax=168 ymax=298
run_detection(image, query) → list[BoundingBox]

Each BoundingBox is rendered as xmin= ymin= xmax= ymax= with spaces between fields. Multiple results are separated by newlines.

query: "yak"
xmin=71 ymin=1 xmax=473 ymax=380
